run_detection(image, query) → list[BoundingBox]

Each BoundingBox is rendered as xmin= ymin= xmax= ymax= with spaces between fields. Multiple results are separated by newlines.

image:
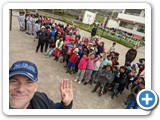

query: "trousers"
xmin=76 ymin=69 xmax=86 ymax=82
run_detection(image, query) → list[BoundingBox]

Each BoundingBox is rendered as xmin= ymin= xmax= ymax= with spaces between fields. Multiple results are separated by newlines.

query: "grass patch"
xmin=95 ymin=14 xmax=105 ymax=24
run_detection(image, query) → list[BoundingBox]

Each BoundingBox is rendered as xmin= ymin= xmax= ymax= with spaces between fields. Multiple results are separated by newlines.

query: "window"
xmin=137 ymin=25 xmax=145 ymax=33
xmin=119 ymin=21 xmax=134 ymax=30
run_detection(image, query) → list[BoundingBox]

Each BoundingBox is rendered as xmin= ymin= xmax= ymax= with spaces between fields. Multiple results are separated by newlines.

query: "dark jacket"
xmin=97 ymin=45 xmax=104 ymax=54
xmin=113 ymin=72 xmax=127 ymax=85
xmin=46 ymin=31 xmax=51 ymax=42
xmin=37 ymin=30 xmax=48 ymax=43
xmin=119 ymin=73 xmax=128 ymax=85
xmin=91 ymin=28 xmax=97 ymax=36
xmin=27 ymin=92 xmax=73 ymax=109
xmin=125 ymin=48 xmax=137 ymax=63
xmin=117 ymin=72 xmax=128 ymax=92
xmin=129 ymin=85 xmax=141 ymax=100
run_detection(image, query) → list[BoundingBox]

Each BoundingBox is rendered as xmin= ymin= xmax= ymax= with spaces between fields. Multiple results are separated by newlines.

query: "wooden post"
xmin=52 ymin=9 xmax=54 ymax=14
xmin=25 ymin=9 xmax=28 ymax=14
xmin=10 ymin=9 xmax=12 ymax=31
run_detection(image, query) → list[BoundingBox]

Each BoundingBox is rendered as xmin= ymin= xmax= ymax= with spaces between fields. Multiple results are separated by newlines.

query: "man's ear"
xmin=35 ymin=81 xmax=39 ymax=91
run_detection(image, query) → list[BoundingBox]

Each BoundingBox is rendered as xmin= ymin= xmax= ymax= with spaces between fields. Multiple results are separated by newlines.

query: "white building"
xmin=117 ymin=9 xmax=145 ymax=39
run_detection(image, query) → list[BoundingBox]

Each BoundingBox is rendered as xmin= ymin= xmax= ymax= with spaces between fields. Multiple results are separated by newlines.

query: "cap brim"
xmin=9 ymin=71 xmax=37 ymax=82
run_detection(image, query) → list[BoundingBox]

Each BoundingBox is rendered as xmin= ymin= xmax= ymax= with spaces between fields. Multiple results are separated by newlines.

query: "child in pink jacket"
xmin=83 ymin=53 xmax=100 ymax=85
xmin=74 ymin=53 xmax=89 ymax=84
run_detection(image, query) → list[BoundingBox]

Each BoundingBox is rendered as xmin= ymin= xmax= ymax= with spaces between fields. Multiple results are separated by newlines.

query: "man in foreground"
xmin=9 ymin=60 xmax=73 ymax=109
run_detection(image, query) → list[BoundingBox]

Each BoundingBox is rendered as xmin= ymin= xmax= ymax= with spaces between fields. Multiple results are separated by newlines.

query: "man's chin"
xmin=9 ymin=100 xmax=29 ymax=109
xmin=12 ymin=95 xmax=27 ymax=99
xmin=9 ymin=103 xmax=28 ymax=109
xmin=9 ymin=106 xmax=21 ymax=109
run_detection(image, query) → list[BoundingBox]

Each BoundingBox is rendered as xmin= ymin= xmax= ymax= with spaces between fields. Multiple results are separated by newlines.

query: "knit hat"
xmin=41 ymin=26 xmax=45 ymax=29
xmin=90 ymin=47 xmax=95 ymax=50
xmin=73 ymin=48 xmax=79 ymax=54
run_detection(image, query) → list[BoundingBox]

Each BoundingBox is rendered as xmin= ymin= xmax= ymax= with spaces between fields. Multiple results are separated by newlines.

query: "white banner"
xmin=82 ymin=11 xmax=96 ymax=25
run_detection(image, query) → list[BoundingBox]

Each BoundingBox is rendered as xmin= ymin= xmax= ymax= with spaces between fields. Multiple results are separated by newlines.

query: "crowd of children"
xmin=17 ymin=12 xmax=145 ymax=109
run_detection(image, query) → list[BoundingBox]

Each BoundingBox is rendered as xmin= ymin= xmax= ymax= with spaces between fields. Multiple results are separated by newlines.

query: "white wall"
xmin=118 ymin=13 xmax=145 ymax=24
xmin=106 ymin=19 xmax=119 ymax=28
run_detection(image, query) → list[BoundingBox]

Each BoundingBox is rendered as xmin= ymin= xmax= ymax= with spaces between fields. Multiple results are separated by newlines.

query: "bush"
xmin=73 ymin=21 xmax=134 ymax=48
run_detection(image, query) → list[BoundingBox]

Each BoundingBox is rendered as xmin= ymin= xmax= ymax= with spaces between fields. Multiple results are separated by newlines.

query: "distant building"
xmin=117 ymin=9 xmax=145 ymax=39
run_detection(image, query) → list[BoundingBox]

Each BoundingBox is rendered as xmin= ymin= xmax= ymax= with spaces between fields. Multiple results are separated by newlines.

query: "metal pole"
xmin=10 ymin=9 xmax=12 ymax=31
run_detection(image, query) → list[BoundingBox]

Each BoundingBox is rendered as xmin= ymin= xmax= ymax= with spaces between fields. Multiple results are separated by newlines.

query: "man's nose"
xmin=16 ymin=83 xmax=25 ymax=93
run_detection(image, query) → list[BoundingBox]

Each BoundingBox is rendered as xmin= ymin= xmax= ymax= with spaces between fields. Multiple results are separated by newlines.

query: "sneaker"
xmin=103 ymin=92 xmax=106 ymax=95
xmin=69 ymin=72 xmax=72 ymax=75
xmin=78 ymin=81 xmax=81 ymax=84
xmin=46 ymin=55 xmax=50 ymax=58
xmin=91 ymin=90 xmax=96 ymax=93
xmin=98 ymin=92 xmax=102 ymax=97
xmin=60 ymin=61 xmax=64 ymax=63
xmin=111 ymin=95 xmax=114 ymax=99
xmin=90 ymin=81 xmax=92 ymax=85
xmin=74 ymin=79 xmax=78 ymax=82
xmin=83 ymin=82 xmax=88 ymax=85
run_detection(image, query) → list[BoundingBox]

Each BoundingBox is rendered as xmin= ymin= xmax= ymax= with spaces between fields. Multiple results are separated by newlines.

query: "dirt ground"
xmin=9 ymin=11 xmax=144 ymax=109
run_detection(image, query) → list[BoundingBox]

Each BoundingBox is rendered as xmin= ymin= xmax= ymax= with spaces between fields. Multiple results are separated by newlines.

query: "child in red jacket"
xmin=66 ymin=48 xmax=79 ymax=75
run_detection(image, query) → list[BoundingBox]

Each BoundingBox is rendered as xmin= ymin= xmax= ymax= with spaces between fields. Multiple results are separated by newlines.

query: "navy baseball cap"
xmin=9 ymin=61 xmax=38 ymax=82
